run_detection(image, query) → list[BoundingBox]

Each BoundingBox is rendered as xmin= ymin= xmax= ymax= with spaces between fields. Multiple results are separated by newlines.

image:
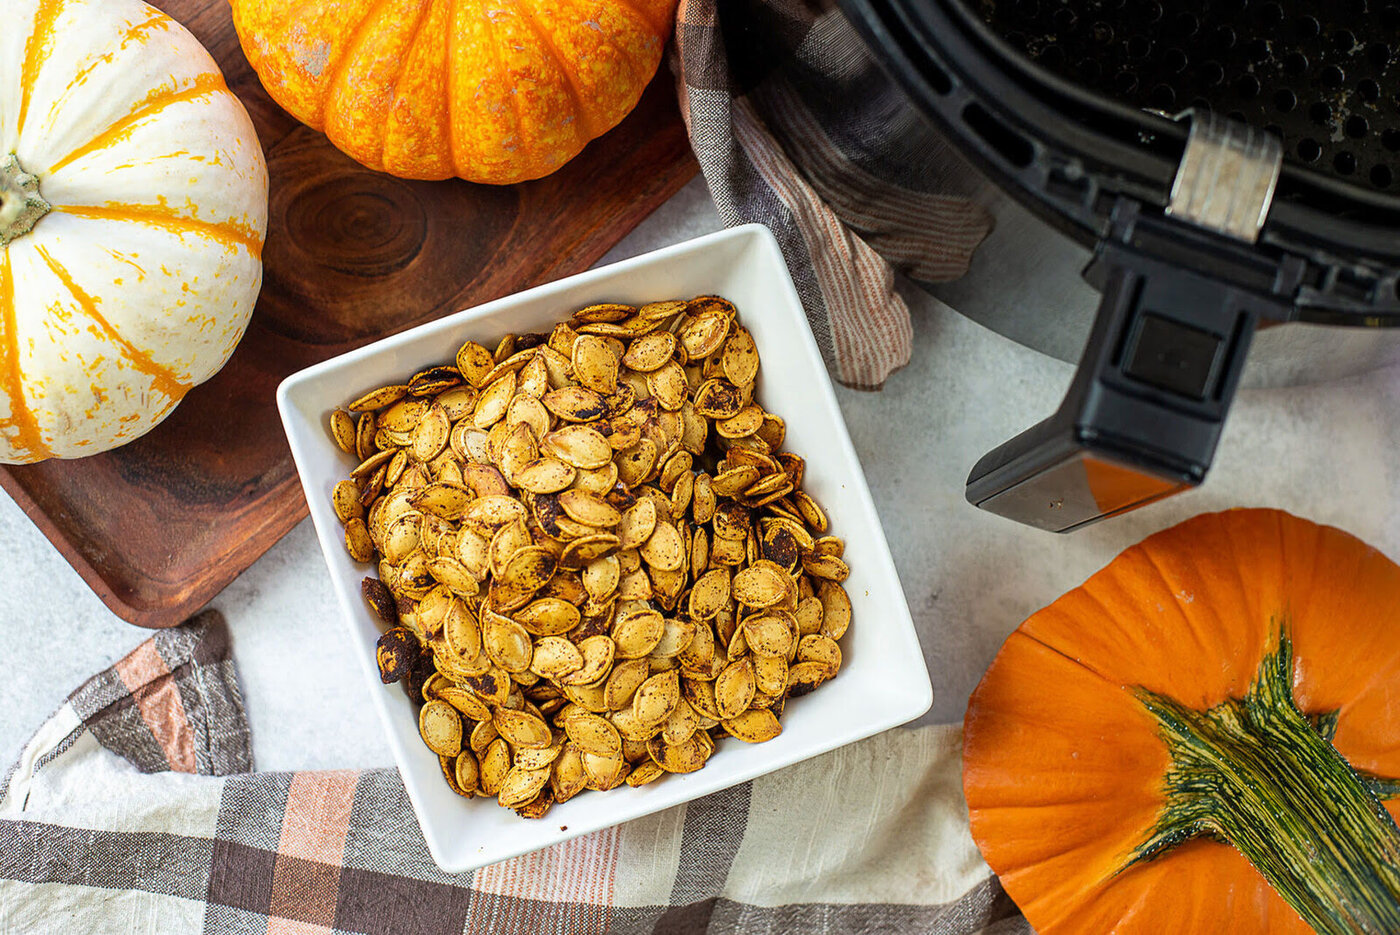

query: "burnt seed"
xmin=363 ymin=577 xmax=400 ymax=623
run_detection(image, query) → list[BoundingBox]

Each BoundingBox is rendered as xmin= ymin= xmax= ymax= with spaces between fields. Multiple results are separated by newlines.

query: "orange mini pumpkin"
xmin=230 ymin=0 xmax=677 ymax=184
xmin=964 ymin=509 xmax=1400 ymax=935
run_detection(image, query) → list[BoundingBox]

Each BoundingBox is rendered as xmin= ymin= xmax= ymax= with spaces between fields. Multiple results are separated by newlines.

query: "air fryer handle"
xmin=965 ymin=251 xmax=1259 ymax=532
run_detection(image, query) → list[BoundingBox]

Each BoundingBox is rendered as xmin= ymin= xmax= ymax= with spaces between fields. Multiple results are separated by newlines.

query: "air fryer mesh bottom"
xmin=977 ymin=0 xmax=1400 ymax=190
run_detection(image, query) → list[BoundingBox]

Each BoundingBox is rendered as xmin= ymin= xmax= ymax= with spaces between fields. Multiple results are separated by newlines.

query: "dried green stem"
xmin=0 ymin=153 xmax=49 ymax=246
xmin=1128 ymin=626 xmax=1400 ymax=935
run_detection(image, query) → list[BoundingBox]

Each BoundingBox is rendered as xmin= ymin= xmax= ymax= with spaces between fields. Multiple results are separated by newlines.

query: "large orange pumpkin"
xmin=964 ymin=509 xmax=1400 ymax=935
xmin=229 ymin=0 xmax=678 ymax=184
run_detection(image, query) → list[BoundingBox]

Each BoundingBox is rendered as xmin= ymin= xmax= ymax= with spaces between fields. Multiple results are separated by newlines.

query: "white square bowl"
xmin=277 ymin=223 xmax=931 ymax=873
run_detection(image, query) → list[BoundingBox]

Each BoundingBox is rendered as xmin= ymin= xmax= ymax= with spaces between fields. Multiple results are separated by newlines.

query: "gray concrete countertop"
xmin=3 ymin=175 xmax=1398 ymax=771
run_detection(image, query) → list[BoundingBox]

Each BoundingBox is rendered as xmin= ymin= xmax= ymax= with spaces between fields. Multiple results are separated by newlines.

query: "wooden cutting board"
xmin=0 ymin=0 xmax=698 ymax=627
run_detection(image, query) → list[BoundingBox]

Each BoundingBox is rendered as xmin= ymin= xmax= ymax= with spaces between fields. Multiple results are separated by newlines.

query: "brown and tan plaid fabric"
xmin=672 ymin=0 xmax=995 ymax=389
xmin=0 ymin=615 xmax=1027 ymax=934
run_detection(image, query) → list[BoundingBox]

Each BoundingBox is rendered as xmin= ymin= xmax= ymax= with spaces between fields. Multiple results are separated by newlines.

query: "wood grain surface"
xmin=0 ymin=0 xmax=698 ymax=627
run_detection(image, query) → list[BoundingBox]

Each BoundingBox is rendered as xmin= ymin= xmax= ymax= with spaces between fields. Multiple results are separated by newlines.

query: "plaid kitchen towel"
xmin=0 ymin=615 xmax=1027 ymax=934
xmin=672 ymin=0 xmax=996 ymax=389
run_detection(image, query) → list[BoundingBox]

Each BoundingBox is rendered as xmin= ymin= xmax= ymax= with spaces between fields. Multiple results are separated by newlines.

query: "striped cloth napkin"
xmin=671 ymin=0 xmax=995 ymax=390
xmin=0 ymin=615 xmax=1026 ymax=934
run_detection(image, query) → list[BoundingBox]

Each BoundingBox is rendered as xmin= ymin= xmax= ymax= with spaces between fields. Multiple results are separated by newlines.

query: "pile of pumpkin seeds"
xmin=328 ymin=296 xmax=851 ymax=818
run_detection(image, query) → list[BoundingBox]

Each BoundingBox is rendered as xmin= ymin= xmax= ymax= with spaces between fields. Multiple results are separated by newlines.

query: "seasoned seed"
xmin=743 ymin=614 xmax=795 ymax=657
xmin=419 ymin=700 xmax=462 ymax=757
xmin=572 ymin=335 xmax=620 ymax=395
xmin=753 ymin=654 xmax=788 ymax=696
xmin=723 ymin=708 xmax=782 ymax=743
xmin=613 ymin=608 xmax=666 ymax=659
xmin=818 ymin=581 xmax=852 ymax=640
xmin=345 ymin=518 xmax=374 ymax=562
xmin=484 ymin=615 xmax=534 ymax=673
xmin=561 ymin=635 xmax=615 ymax=686
xmin=632 ymin=670 xmax=680 ymax=727
xmin=544 ymin=424 xmax=613 ymax=470
xmin=454 ymin=751 xmax=480 ymax=795
xmin=786 ymin=660 xmax=831 ymax=697
xmin=456 ymin=340 xmax=495 ymax=387
xmin=514 ymin=597 xmax=581 ymax=636
xmin=793 ymin=491 xmax=829 ymax=534
xmin=493 ymin=708 xmax=552 ymax=750
xmin=333 ymin=480 xmax=364 ymax=523
xmin=715 ymin=658 xmax=756 ymax=720
xmin=617 ymin=499 xmax=658 ymax=551
xmin=640 ymin=521 xmax=684 ymax=572
xmin=622 ymin=330 xmax=676 ymax=371
xmin=678 ymin=308 xmax=731 ymax=359
xmin=573 ymin=302 xmax=634 ymax=323
xmin=473 ymin=371 xmax=516 ymax=428
xmin=721 ymin=327 xmax=759 ymax=386
xmin=350 ymin=384 xmax=409 ymax=412
xmin=480 ymin=738 xmax=511 ymax=795
xmin=412 ymin=404 xmax=451 ymax=462
xmin=646 ymin=360 xmax=689 ymax=411
xmin=362 ymin=577 xmax=398 ymax=623
xmin=732 ymin=560 xmax=789 ymax=608
xmin=802 ymin=553 xmax=850 ymax=582
xmin=639 ymin=299 xmax=686 ymax=320
xmin=355 ymin=412 xmax=377 ymax=460
xmin=647 ymin=731 xmax=710 ymax=773
xmin=497 ymin=766 xmax=551 ymax=809
xmin=693 ymin=378 xmax=743 ymax=419
xmin=717 ymin=405 xmax=764 ymax=439
xmin=542 ymin=385 xmax=605 ymax=422
xmin=564 ymin=712 xmax=622 ymax=757
xmin=498 ymin=545 xmax=557 ymax=592
xmin=330 ymin=409 xmax=357 ymax=453
xmin=376 ymin=627 xmax=418 ymax=683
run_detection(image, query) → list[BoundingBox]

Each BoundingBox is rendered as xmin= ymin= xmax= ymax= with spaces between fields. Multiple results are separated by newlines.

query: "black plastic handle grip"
xmin=965 ymin=246 xmax=1262 ymax=532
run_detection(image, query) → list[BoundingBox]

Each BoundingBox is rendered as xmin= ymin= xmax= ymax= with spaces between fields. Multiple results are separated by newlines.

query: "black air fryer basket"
xmin=841 ymin=0 xmax=1400 ymax=531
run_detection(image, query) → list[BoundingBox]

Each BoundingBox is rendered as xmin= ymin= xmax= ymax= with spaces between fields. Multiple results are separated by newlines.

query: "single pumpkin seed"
xmin=723 ymin=708 xmax=782 ymax=743
xmin=332 ymin=480 xmax=364 ymax=523
xmin=543 ymin=424 xmax=612 ymax=470
xmin=559 ymin=490 xmax=621 ymax=528
xmin=743 ymin=614 xmax=795 ymax=657
xmin=542 ymin=385 xmax=605 ymax=422
xmin=484 ymin=616 xmax=534 ymax=673
xmin=571 ymin=334 xmax=620 ymax=395
xmin=802 ymin=553 xmax=850 ymax=582
xmin=818 ymin=581 xmax=851 ymax=640
xmin=480 ymin=738 xmax=512 ymax=795
xmin=716 ymin=405 xmax=764 ymax=439
xmin=330 ymin=409 xmax=357 ymax=453
xmin=640 ymin=521 xmax=684 ymax=572
xmin=715 ymin=657 xmax=756 ymax=720
xmin=561 ymin=635 xmax=615 ymax=686
xmin=419 ymin=700 xmax=462 ymax=757
xmin=564 ymin=712 xmax=622 ymax=757
xmin=498 ymin=545 xmax=557 ymax=593
xmin=514 ymin=597 xmax=581 ymax=636
xmin=632 ymin=670 xmax=681 ymax=727
xmin=494 ymin=707 xmax=552 ymax=749
xmin=647 ymin=731 xmax=710 ymax=774
xmin=350 ymin=384 xmax=409 ymax=412
xmin=530 ymin=636 xmax=584 ymax=679
xmin=344 ymin=518 xmax=374 ymax=562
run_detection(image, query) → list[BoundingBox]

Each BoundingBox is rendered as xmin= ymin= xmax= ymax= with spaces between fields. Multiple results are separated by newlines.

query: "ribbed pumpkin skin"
xmin=963 ymin=509 xmax=1400 ymax=935
xmin=0 ymin=0 xmax=267 ymax=463
xmin=230 ymin=0 xmax=677 ymax=184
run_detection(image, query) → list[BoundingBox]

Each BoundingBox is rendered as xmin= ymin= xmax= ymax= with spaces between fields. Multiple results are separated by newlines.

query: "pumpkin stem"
xmin=1128 ymin=626 xmax=1400 ymax=935
xmin=0 ymin=154 xmax=50 ymax=246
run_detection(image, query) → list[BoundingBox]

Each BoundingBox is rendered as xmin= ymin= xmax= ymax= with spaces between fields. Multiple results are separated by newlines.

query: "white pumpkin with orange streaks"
xmin=0 ymin=0 xmax=267 ymax=463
